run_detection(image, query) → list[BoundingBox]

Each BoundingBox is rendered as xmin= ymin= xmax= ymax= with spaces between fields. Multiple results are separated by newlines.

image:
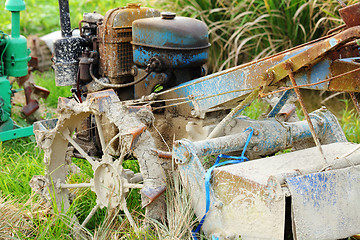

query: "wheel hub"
xmin=93 ymin=162 xmax=128 ymax=208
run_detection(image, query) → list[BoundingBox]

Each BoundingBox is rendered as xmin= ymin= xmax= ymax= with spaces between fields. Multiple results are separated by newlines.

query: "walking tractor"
xmin=31 ymin=0 xmax=360 ymax=239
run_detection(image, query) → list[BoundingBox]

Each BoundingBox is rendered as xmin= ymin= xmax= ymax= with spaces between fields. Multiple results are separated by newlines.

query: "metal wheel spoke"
xmin=61 ymin=128 xmax=97 ymax=167
xmin=81 ymin=203 xmax=100 ymax=227
xmin=60 ymin=182 xmax=93 ymax=189
xmin=104 ymin=132 xmax=120 ymax=154
xmin=121 ymin=200 xmax=139 ymax=232
xmin=114 ymin=148 xmax=127 ymax=169
xmin=95 ymin=115 xmax=106 ymax=152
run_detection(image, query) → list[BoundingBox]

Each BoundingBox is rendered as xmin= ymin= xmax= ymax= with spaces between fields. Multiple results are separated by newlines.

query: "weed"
xmin=339 ymin=99 xmax=360 ymax=143
xmin=157 ymin=0 xmax=355 ymax=71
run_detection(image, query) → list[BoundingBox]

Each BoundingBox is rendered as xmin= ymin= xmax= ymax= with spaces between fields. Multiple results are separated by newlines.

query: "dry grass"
xmin=0 ymin=197 xmax=31 ymax=239
xmin=147 ymin=170 xmax=197 ymax=239
xmin=156 ymin=0 xmax=357 ymax=71
xmin=86 ymin=169 xmax=198 ymax=240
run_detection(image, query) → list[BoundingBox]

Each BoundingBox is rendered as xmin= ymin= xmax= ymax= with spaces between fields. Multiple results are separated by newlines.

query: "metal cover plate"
xmin=287 ymin=166 xmax=360 ymax=240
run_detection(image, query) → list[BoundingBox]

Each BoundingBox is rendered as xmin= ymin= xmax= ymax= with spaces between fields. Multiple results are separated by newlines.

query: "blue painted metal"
xmin=267 ymin=89 xmax=295 ymax=118
xmin=160 ymin=27 xmax=360 ymax=116
xmin=192 ymin=127 xmax=253 ymax=240
xmin=183 ymin=109 xmax=345 ymax=159
xmin=133 ymin=46 xmax=209 ymax=69
xmin=132 ymin=15 xmax=210 ymax=68
xmin=284 ymin=59 xmax=332 ymax=90
xmin=287 ymin=167 xmax=360 ymax=240
xmin=132 ymin=16 xmax=209 ymax=50
xmin=165 ymin=45 xmax=316 ymax=115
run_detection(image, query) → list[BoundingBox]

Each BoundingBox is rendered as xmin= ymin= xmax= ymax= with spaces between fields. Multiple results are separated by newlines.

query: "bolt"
xmin=214 ymin=201 xmax=223 ymax=209
xmin=226 ymin=233 xmax=236 ymax=239
xmin=253 ymin=130 xmax=259 ymax=136
xmin=184 ymin=151 xmax=190 ymax=160
xmin=253 ymin=146 xmax=259 ymax=152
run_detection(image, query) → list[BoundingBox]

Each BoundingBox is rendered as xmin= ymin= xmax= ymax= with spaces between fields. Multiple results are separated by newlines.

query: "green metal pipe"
xmin=11 ymin=11 xmax=20 ymax=38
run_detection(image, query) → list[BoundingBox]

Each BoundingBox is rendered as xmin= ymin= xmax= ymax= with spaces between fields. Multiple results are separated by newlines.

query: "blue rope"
xmin=192 ymin=127 xmax=254 ymax=240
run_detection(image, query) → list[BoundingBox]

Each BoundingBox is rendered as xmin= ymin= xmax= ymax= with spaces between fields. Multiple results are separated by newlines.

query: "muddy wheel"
xmin=32 ymin=90 xmax=166 ymax=230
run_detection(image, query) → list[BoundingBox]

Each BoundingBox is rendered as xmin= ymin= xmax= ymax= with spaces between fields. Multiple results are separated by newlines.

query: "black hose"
xmin=89 ymin=64 xmax=152 ymax=89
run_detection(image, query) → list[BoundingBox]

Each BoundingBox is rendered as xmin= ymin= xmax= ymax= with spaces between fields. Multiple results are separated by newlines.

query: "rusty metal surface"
xmin=339 ymin=2 xmax=360 ymax=28
xmin=266 ymin=26 xmax=360 ymax=86
xmin=151 ymin=149 xmax=172 ymax=159
xmin=98 ymin=4 xmax=160 ymax=83
xmin=328 ymin=58 xmax=360 ymax=91
xmin=141 ymin=185 xmax=166 ymax=207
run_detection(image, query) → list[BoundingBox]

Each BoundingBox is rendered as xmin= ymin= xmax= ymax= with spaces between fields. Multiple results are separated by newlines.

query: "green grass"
xmin=0 ymin=0 xmax=152 ymax=36
xmin=33 ymin=70 xmax=72 ymax=109
xmin=339 ymin=99 xmax=360 ymax=143
xmin=1 ymin=0 xmax=360 ymax=238
xmin=0 ymin=138 xmax=42 ymax=199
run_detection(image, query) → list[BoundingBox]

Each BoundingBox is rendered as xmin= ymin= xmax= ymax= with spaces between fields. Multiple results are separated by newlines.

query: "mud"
xmin=33 ymin=90 xmax=167 ymax=222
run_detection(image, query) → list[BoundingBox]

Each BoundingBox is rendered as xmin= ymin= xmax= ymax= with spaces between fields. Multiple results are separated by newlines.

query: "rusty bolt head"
xmin=253 ymin=130 xmax=259 ymax=136
xmin=253 ymin=146 xmax=259 ymax=152
xmin=183 ymin=151 xmax=190 ymax=159
xmin=131 ymin=66 xmax=138 ymax=76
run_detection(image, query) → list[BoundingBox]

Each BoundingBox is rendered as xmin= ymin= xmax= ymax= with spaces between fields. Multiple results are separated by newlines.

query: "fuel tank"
xmin=132 ymin=12 xmax=210 ymax=69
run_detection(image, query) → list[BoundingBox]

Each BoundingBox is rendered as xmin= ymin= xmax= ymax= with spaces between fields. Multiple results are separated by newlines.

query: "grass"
xmin=1 ymin=0 xmax=360 ymax=238
xmin=0 ymin=0 xmax=152 ymax=36
xmin=158 ymin=0 xmax=357 ymax=71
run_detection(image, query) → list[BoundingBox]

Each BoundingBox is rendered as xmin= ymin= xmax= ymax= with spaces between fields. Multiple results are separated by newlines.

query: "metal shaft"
xmin=11 ymin=11 xmax=20 ymax=38
xmin=58 ymin=0 xmax=72 ymax=37
xmin=286 ymin=63 xmax=328 ymax=166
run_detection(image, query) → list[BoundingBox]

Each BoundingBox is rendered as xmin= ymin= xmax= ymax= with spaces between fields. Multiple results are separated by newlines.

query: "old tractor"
xmin=32 ymin=0 xmax=360 ymax=239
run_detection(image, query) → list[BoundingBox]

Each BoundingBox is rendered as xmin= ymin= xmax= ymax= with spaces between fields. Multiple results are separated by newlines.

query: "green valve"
xmin=5 ymin=0 xmax=25 ymax=12
xmin=0 ymin=0 xmax=34 ymax=142
xmin=4 ymin=0 xmax=29 ymax=78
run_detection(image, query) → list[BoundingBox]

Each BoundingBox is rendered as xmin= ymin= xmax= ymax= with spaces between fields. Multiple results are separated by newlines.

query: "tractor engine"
xmin=53 ymin=1 xmax=210 ymax=102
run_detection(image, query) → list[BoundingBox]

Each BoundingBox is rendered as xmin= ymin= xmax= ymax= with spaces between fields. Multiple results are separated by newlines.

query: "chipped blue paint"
xmin=133 ymin=27 xmax=208 ymax=48
xmin=168 ymin=45 xmax=325 ymax=114
xmin=177 ymin=109 xmax=343 ymax=158
xmin=287 ymin=172 xmax=337 ymax=208
xmin=268 ymin=89 xmax=296 ymax=117
xmin=287 ymin=167 xmax=360 ymax=239
xmin=133 ymin=46 xmax=208 ymax=68
xmin=285 ymin=59 xmax=331 ymax=90
xmin=329 ymin=38 xmax=338 ymax=48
